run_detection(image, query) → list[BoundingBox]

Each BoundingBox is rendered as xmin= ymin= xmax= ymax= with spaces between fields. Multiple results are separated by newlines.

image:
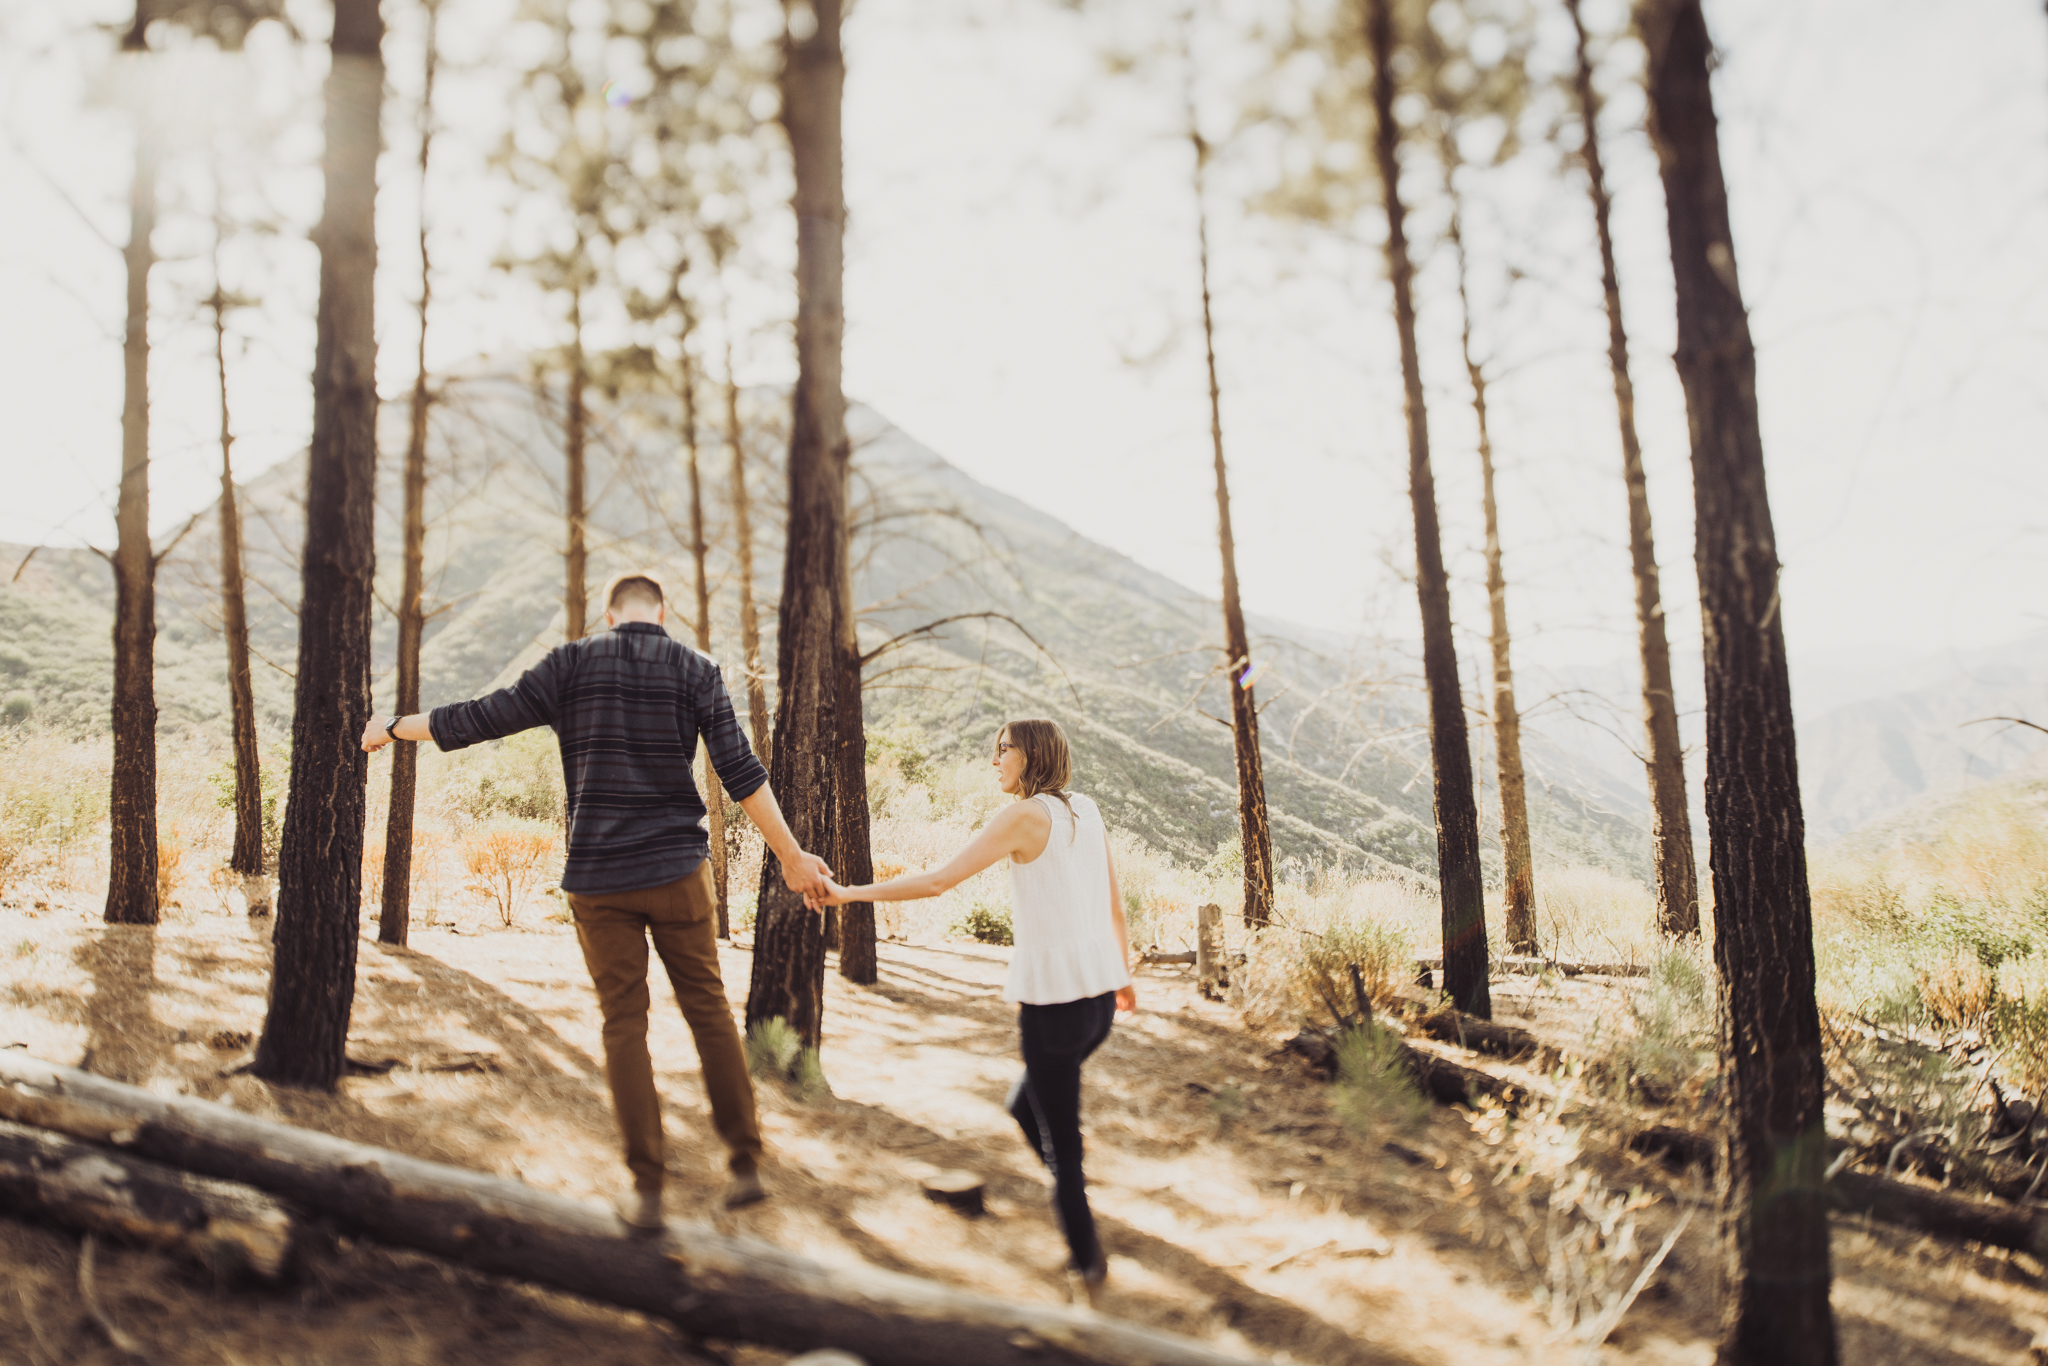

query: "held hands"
xmin=803 ymin=877 xmax=855 ymax=913
xmin=1115 ymin=984 xmax=1138 ymax=1014
xmin=779 ymin=850 xmax=835 ymax=902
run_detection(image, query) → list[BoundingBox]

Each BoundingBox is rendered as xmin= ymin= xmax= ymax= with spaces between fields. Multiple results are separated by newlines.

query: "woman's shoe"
xmin=1066 ymin=1251 xmax=1108 ymax=1309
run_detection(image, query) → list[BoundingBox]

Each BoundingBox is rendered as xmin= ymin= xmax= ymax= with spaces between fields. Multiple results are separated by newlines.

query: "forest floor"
xmin=0 ymin=896 xmax=2043 ymax=1365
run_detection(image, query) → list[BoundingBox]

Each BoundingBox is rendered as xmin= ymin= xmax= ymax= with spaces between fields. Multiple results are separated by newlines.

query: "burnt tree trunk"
xmin=834 ymin=638 xmax=877 ymax=985
xmin=681 ymin=348 xmax=730 ymax=938
xmin=252 ymin=0 xmax=383 ymax=1093
xmin=724 ymin=333 xmax=771 ymax=769
xmin=746 ymin=0 xmax=850 ymax=1048
xmin=1445 ymin=199 xmax=1536 ymax=954
xmin=209 ymin=206 xmax=264 ymax=900
xmin=1639 ymin=2 xmax=1837 ymax=1360
xmin=1568 ymin=0 xmax=1698 ymax=938
xmin=1190 ymin=114 xmax=1275 ymax=931
xmin=105 ymin=11 xmax=159 ymax=928
xmin=564 ymin=284 xmax=589 ymax=642
xmin=381 ymin=0 xmax=437 ymax=949
xmin=1365 ymin=0 xmax=1490 ymax=1019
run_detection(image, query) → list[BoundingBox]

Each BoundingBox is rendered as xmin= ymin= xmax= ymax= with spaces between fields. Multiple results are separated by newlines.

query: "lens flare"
xmin=603 ymin=81 xmax=632 ymax=109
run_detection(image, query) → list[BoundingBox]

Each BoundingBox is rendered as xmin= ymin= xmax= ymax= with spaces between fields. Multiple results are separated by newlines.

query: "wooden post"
xmin=1195 ymin=903 xmax=1222 ymax=996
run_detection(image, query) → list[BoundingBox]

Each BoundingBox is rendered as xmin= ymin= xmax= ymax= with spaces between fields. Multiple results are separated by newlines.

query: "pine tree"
xmin=380 ymin=0 xmax=440 ymax=948
xmin=1639 ymin=1 xmax=1836 ymax=1357
xmin=1365 ymin=0 xmax=1491 ymax=1018
xmin=1567 ymin=0 xmax=1698 ymax=937
xmin=745 ymin=0 xmax=862 ymax=1043
xmin=252 ymin=0 xmax=384 ymax=1091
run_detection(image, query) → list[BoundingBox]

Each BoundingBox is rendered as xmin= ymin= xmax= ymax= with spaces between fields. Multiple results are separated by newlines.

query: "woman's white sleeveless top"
xmin=1003 ymin=792 xmax=1130 ymax=1005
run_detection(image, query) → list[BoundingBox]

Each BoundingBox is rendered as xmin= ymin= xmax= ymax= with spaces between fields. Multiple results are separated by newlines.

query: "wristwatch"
xmin=385 ymin=715 xmax=403 ymax=740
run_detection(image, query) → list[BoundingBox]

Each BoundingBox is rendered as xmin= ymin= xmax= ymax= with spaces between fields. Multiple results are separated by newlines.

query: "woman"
xmin=810 ymin=718 xmax=1136 ymax=1303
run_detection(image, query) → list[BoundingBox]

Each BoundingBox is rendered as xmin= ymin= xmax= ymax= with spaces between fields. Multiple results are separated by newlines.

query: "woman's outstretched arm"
xmin=809 ymin=800 xmax=1050 ymax=907
xmin=1106 ymin=839 xmax=1138 ymax=1012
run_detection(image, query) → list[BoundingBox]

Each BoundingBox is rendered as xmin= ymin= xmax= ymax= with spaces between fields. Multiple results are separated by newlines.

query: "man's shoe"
xmin=613 ymin=1187 xmax=665 ymax=1232
xmin=721 ymin=1170 xmax=767 ymax=1210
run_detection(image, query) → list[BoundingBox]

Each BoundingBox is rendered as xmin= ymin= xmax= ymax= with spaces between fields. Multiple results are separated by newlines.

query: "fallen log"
xmin=1626 ymin=1123 xmax=2048 ymax=1257
xmin=1278 ymin=1028 xmax=1534 ymax=1110
xmin=1830 ymin=1171 xmax=2048 ymax=1257
xmin=1138 ymin=950 xmax=1196 ymax=966
xmin=1409 ymin=1007 xmax=1545 ymax=1063
xmin=0 ymin=1117 xmax=300 ymax=1281
xmin=0 ymin=1053 xmax=1264 ymax=1366
xmin=1283 ymin=1028 xmax=2048 ymax=1257
xmin=1414 ymin=955 xmax=1649 ymax=979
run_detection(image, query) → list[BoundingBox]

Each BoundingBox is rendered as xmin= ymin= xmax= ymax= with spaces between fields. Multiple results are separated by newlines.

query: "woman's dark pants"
xmin=1007 ymin=991 xmax=1117 ymax=1271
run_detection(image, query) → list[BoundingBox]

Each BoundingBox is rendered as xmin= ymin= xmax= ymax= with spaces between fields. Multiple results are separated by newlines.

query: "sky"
xmin=2 ymin=0 xmax=2046 ymax=714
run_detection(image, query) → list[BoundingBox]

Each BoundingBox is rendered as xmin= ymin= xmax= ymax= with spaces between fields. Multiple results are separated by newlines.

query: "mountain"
xmin=1787 ymin=636 xmax=2048 ymax=841
xmin=1493 ymin=630 xmax=2048 ymax=848
xmin=0 ymin=374 xmax=1654 ymax=884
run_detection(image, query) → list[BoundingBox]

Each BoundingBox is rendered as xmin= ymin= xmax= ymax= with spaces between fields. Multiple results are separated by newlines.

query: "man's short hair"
xmin=603 ymin=571 xmax=664 ymax=613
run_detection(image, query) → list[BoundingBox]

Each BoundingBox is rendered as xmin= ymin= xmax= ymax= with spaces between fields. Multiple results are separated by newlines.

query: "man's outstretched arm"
xmin=736 ymin=785 xmax=833 ymax=901
xmin=361 ymin=713 xmax=432 ymax=750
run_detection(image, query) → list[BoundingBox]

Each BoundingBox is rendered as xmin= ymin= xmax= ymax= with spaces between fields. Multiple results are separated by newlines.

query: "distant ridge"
xmin=0 ymin=375 xmax=1654 ymax=883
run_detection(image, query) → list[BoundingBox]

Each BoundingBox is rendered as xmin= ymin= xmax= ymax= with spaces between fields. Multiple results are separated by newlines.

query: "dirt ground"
xmin=0 ymin=899 xmax=2043 ymax=1365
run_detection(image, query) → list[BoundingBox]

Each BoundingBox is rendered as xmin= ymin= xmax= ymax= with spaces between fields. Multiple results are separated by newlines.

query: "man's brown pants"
xmin=567 ymin=864 xmax=761 ymax=1193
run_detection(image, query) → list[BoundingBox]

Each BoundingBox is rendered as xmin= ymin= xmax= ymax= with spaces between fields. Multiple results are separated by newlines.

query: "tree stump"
xmin=920 ymin=1170 xmax=985 ymax=1217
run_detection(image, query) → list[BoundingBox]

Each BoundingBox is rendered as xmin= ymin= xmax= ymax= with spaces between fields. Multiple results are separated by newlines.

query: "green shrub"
xmin=746 ymin=1016 xmax=801 ymax=1079
xmin=1622 ymin=943 xmax=1715 ymax=1102
xmin=1332 ymin=1024 xmax=1429 ymax=1140
xmin=953 ymin=899 xmax=1013 ymax=946
xmin=746 ymin=1017 xmax=830 ymax=1099
xmin=440 ymin=729 xmax=565 ymax=825
xmin=206 ymin=749 xmax=287 ymax=869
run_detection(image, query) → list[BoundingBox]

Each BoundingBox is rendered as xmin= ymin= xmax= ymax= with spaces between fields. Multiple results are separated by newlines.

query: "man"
xmin=362 ymin=571 xmax=829 ymax=1228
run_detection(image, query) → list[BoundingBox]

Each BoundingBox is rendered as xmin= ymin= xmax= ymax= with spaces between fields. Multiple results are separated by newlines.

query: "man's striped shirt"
xmin=428 ymin=621 xmax=768 ymax=894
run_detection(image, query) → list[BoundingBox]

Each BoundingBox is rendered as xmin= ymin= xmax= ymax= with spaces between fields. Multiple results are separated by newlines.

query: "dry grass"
xmin=461 ymin=822 xmax=559 ymax=928
xmin=2 ymin=898 xmax=2039 ymax=1366
xmin=3 ymin=730 xmax=2048 ymax=1361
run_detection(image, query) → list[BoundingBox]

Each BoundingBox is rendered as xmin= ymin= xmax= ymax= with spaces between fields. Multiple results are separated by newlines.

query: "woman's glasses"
xmin=995 ymin=742 xmax=1018 ymax=756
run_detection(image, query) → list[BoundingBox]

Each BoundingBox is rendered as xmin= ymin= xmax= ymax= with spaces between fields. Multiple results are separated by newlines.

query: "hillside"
xmin=0 ymin=376 xmax=1653 ymax=883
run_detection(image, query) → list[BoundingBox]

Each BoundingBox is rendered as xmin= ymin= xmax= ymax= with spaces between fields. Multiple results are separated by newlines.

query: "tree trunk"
xmin=252 ymin=0 xmax=383 ymax=1093
xmin=382 ymin=1 xmax=437 ymax=950
xmin=564 ymin=285 xmax=589 ymax=642
xmin=681 ymin=350 xmax=730 ymax=938
xmin=746 ymin=0 xmax=850 ymax=1049
xmin=1568 ymin=0 xmax=1699 ymax=938
xmin=834 ymin=639 xmax=877 ymax=985
xmin=1190 ymin=118 xmax=1276 ymax=931
xmin=210 ymin=212 xmax=263 ymax=894
xmin=1364 ymin=0 xmax=1490 ymax=1020
xmin=1445 ymin=200 xmax=1536 ymax=954
xmin=0 ymin=1056 xmax=1270 ymax=1366
xmin=724 ymin=335 xmax=771 ymax=769
xmin=105 ymin=15 xmax=159 ymax=928
xmin=0 ymin=1117 xmax=300 ymax=1281
xmin=1639 ymin=2 xmax=1837 ymax=1360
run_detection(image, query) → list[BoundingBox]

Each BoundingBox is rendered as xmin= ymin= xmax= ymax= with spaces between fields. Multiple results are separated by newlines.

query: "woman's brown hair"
xmin=997 ymin=718 xmax=1078 ymax=838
